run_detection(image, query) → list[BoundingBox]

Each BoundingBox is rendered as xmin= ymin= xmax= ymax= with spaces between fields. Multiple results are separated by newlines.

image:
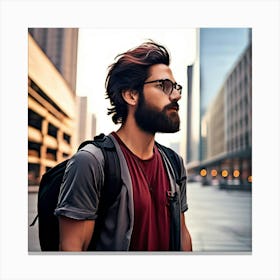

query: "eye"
xmin=157 ymin=82 xmax=164 ymax=89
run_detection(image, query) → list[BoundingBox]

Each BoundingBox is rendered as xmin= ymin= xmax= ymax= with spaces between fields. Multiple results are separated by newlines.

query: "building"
xmin=224 ymin=43 xmax=252 ymax=185
xmin=28 ymin=30 xmax=78 ymax=185
xmin=75 ymin=96 xmax=97 ymax=149
xmin=28 ymin=28 xmax=78 ymax=93
xmin=189 ymin=42 xmax=252 ymax=188
xmin=225 ymin=45 xmax=252 ymax=153
xmin=186 ymin=29 xmax=201 ymax=174
xmin=186 ymin=28 xmax=252 ymax=189
xmin=202 ymin=85 xmax=226 ymax=160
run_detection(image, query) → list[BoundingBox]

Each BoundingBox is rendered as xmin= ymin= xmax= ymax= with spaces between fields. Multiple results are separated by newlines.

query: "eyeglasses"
xmin=143 ymin=79 xmax=182 ymax=96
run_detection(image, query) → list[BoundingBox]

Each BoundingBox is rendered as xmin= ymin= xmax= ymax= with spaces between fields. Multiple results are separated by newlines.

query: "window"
xmin=48 ymin=123 xmax=58 ymax=138
xmin=46 ymin=148 xmax=57 ymax=161
xmin=28 ymin=163 xmax=40 ymax=185
xmin=63 ymin=133 xmax=71 ymax=144
xmin=28 ymin=109 xmax=43 ymax=130
xmin=28 ymin=141 xmax=41 ymax=157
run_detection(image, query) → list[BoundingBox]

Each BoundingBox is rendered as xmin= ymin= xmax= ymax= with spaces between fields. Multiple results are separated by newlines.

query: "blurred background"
xmin=28 ymin=28 xmax=252 ymax=252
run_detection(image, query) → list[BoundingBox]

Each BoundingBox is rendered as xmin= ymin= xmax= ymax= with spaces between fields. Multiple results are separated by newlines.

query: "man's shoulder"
xmin=72 ymin=142 xmax=105 ymax=167
xmin=74 ymin=133 xmax=123 ymax=169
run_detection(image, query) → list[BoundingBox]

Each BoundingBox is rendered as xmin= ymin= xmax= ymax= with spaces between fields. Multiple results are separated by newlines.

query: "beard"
xmin=135 ymin=95 xmax=180 ymax=134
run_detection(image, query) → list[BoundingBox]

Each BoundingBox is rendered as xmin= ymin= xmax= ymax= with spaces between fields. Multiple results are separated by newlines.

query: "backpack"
xmin=30 ymin=133 xmax=121 ymax=251
xmin=30 ymin=134 xmax=186 ymax=251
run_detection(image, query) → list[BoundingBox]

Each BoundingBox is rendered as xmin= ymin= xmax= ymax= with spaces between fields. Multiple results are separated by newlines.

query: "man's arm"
xmin=180 ymin=213 xmax=192 ymax=251
xmin=58 ymin=216 xmax=95 ymax=251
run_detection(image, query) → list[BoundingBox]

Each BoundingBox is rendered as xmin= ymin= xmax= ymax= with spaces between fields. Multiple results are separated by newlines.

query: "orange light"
xmin=200 ymin=169 xmax=207 ymax=177
xmin=221 ymin=170 xmax=228 ymax=178
xmin=211 ymin=169 xmax=217 ymax=177
xmin=233 ymin=170 xmax=240 ymax=178
xmin=248 ymin=175 xmax=252 ymax=183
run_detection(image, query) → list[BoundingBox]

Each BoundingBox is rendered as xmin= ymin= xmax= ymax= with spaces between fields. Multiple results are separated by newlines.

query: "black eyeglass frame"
xmin=143 ymin=79 xmax=182 ymax=96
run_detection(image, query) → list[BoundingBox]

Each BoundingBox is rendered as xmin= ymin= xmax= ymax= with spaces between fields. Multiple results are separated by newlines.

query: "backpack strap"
xmin=92 ymin=133 xmax=122 ymax=209
xmin=87 ymin=133 xmax=122 ymax=250
xmin=78 ymin=133 xmax=122 ymax=208
xmin=156 ymin=142 xmax=186 ymax=251
xmin=155 ymin=142 xmax=186 ymax=186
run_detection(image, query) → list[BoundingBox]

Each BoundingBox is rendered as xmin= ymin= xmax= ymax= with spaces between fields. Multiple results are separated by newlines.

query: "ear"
xmin=122 ymin=90 xmax=139 ymax=106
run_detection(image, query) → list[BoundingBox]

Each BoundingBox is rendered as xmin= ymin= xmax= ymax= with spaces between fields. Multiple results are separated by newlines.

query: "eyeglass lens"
xmin=162 ymin=80 xmax=181 ymax=95
xmin=163 ymin=80 xmax=172 ymax=94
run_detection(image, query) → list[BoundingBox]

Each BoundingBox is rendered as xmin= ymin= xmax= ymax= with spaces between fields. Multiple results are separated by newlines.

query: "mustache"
xmin=164 ymin=102 xmax=179 ymax=111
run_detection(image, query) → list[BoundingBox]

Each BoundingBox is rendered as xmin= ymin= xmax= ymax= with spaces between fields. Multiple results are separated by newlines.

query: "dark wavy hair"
xmin=105 ymin=41 xmax=170 ymax=124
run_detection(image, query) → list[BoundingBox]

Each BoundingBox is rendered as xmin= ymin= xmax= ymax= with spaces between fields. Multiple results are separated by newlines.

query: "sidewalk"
xmin=186 ymin=182 xmax=252 ymax=252
xmin=28 ymin=190 xmax=40 ymax=252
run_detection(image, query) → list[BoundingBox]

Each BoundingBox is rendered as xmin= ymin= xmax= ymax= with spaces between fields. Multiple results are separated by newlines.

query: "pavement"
xmin=185 ymin=182 xmax=252 ymax=252
xmin=28 ymin=182 xmax=252 ymax=253
xmin=28 ymin=187 xmax=40 ymax=252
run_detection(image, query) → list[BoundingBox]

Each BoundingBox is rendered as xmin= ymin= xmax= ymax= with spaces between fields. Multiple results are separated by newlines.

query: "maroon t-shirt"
xmin=112 ymin=132 xmax=171 ymax=251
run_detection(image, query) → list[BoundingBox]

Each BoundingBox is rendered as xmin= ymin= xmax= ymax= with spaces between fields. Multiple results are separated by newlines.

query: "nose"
xmin=169 ymin=89 xmax=181 ymax=102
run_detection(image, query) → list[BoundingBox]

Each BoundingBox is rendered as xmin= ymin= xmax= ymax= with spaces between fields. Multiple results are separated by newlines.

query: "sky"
xmin=76 ymin=28 xmax=197 ymax=152
xmin=200 ymin=28 xmax=250 ymax=112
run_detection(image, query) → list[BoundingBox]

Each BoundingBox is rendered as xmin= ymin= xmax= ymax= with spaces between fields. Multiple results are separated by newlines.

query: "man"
xmin=54 ymin=41 xmax=192 ymax=251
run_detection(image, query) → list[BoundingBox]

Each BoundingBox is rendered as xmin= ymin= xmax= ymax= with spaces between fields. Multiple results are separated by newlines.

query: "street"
xmin=185 ymin=182 xmax=252 ymax=252
xmin=28 ymin=182 xmax=252 ymax=252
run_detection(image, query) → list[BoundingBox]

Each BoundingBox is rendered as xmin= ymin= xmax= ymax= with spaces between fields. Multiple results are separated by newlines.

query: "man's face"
xmin=135 ymin=64 xmax=181 ymax=134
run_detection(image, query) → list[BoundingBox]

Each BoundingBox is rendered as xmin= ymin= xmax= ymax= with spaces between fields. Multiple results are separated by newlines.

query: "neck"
xmin=116 ymin=117 xmax=155 ymax=160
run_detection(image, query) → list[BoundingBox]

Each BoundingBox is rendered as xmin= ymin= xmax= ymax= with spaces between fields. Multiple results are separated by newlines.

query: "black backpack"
xmin=30 ymin=134 xmax=186 ymax=251
xmin=30 ymin=134 xmax=121 ymax=251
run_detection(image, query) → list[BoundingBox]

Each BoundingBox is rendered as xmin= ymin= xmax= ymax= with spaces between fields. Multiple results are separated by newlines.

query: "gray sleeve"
xmin=54 ymin=146 xmax=104 ymax=220
xmin=179 ymin=156 xmax=188 ymax=213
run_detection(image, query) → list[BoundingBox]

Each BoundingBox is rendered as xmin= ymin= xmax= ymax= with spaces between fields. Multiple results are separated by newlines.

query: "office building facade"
xmin=28 ymin=28 xmax=78 ymax=93
xmin=186 ymin=30 xmax=201 ymax=173
xmin=190 ymin=43 xmax=252 ymax=188
xmin=75 ymin=96 xmax=97 ymax=150
xmin=28 ymin=30 xmax=78 ymax=185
